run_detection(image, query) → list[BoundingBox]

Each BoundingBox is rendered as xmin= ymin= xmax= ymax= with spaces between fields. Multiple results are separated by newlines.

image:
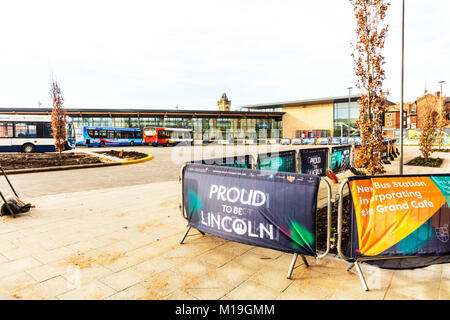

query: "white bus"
xmin=0 ymin=114 xmax=76 ymax=153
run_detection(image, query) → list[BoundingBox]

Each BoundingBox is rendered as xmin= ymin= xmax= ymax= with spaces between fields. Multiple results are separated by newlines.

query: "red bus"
xmin=143 ymin=127 xmax=193 ymax=146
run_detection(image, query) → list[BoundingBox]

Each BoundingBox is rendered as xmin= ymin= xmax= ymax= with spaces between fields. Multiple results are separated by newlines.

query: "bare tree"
xmin=350 ymin=0 xmax=390 ymax=175
xmin=51 ymin=81 xmax=67 ymax=163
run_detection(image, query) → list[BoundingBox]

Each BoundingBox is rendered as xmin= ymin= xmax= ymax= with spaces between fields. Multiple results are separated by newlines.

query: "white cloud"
xmin=0 ymin=0 xmax=448 ymax=109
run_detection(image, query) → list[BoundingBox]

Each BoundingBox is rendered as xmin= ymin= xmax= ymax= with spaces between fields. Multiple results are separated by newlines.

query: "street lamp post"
xmin=438 ymin=81 xmax=445 ymax=98
xmin=399 ymin=0 xmax=405 ymax=175
xmin=347 ymin=87 xmax=352 ymax=137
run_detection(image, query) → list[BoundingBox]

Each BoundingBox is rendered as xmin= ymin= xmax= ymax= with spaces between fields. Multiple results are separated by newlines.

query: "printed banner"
xmin=330 ymin=137 xmax=341 ymax=145
xmin=183 ymin=164 xmax=320 ymax=256
xmin=257 ymin=150 xmax=296 ymax=173
xmin=302 ymin=138 xmax=316 ymax=145
xmin=331 ymin=146 xmax=351 ymax=174
xmin=316 ymin=138 xmax=329 ymax=145
xmin=298 ymin=148 xmax=329 ymax=176
xmin=348 ymin=137 xmax=362 ymax=145
xmin=348 ymin=174 xmax=450 ymax=262
xmin=192 ymin=155 xmax=254 ymax=169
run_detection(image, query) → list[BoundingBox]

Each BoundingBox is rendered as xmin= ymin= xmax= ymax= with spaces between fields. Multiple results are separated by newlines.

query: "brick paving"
xmin=0 ymin=145 xmax=448 ymax=299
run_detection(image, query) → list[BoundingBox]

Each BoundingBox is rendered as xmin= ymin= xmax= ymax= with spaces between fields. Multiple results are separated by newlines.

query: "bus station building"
xmin=243 ymin=95 xmax=395 ymax=139
xmin=0 ymin=107 xmax=283 ymax=143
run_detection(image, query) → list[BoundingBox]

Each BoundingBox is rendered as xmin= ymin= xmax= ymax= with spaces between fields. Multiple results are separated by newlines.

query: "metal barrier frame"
xmin=188 ymin=154 xmax=256 ymax=171
xmin=329 ymin=144 xmax=352 ymax=175
xmin=297 ymin=147 xmax=330 ymax=177
xmin=179 ymin=161 xmax=333 ymax=280
xmin=255 ymin=149 xmax=298 ymax=174
xmin=337 ymin=178 xmax=426 ymax=291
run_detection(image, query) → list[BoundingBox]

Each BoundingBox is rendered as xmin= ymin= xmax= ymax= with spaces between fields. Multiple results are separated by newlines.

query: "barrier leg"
xmin=1 ymin=167 xmax=18 ymax=198
xmin=286 ymin=253 xmax=298 ymax=279
xmin=180 ymin=226 xmax=191 ymax=244
xmin=354 ymin=260 xmax=369 ymax=291
xmin=0 ymin=191 xmax=16 ymax=218
xmin=300 ymin=255 xmax=309 ymax=268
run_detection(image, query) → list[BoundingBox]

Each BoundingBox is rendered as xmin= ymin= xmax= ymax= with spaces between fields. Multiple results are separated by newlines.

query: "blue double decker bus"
xmin=82 ymin=126 xmax=143 ymax=147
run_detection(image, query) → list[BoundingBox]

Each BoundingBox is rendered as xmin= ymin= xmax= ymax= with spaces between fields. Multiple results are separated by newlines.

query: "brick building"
xmin=217 ymin=93 xmax=231 ymax=111
xmin=382 ymin=92 xmax=449 ymax=137
xmin=383 ymin=104 xmax=408 ymax=138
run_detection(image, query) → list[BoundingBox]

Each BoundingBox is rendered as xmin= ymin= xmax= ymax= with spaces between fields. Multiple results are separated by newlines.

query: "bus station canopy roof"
xmin=0 ymin=107 xmax=284 ymax=119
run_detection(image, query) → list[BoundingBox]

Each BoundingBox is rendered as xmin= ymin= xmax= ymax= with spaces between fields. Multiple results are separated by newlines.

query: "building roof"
xmin=242 ymin=95 xmax=395 ymax=110
xmin=0 ymin=107 xmax=283 ymax=119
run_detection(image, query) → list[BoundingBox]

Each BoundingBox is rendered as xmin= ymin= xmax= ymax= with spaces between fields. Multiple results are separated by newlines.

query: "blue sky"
xmin=0 ymin=0 xmax=448 ymax=110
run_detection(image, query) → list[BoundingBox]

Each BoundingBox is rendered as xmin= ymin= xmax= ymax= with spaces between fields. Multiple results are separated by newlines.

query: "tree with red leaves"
xmin=350 ymin=0 xmax=390 ymax=175
xmin=419 ymin=92 xmax=439 ymax=159
xmin=51 ymin=81 xmax=67 ymax=163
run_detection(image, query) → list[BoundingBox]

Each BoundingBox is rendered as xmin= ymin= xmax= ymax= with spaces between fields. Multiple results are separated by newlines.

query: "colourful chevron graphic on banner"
xmin=188 ymin=188 xmax=203 ymax=216
xmin=350 ymin=176 xmax=449 ymax=256
xmin=289 ymin=221 xmax=315 ymax=249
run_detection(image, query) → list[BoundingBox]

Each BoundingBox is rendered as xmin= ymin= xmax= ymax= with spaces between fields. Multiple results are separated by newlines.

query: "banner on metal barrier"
xmin=331 ymin=146 xmax=351 ymax=174
xmin=183 ymin=164 xmax=320 ymax=256
xmin=257 ymin=150 xmax=296 ymax=173
xmin=348 ymin=175 xmax=450 ymax=264
xmin=298 ymin=148 xmax=328 ymax=176
xmin=330 ymin=137 xmax=341 ymax=145
xmin=302 ymin=138 xmax=316 ymax=145
xmin=316 ymin=138 xmax=329 ymax=145
xmin=192 ymin=155 xmax=254 ymax=169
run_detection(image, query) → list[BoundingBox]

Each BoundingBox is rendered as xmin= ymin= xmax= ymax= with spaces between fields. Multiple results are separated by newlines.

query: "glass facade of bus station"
xmin=333 ymin=100 xmax=360 ymax=137
xmin=71 ymin=115 xmax=282 ymax=141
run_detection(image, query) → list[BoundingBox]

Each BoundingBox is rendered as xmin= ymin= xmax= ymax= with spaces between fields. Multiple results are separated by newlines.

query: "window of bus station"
xmin=333 ymin=101 xmax=360 ymax=137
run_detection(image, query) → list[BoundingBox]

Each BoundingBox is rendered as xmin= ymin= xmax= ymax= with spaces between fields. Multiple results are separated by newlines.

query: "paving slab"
xmin=0 ymin=146 xmax=448 ymax=299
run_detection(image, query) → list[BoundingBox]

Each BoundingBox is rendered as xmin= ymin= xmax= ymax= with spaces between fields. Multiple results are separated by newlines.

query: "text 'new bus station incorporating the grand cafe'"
xmin=0 ymin=94 xmax=396 ymax=143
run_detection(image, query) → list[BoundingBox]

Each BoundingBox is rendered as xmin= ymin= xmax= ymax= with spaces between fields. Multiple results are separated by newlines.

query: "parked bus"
xmin=143 ymin=127 xmax=192 ymax=146
xmin=0 ymin=114 xmax=76 ymax=153
xmin=82 ymin=126 xmax=143 ymax=147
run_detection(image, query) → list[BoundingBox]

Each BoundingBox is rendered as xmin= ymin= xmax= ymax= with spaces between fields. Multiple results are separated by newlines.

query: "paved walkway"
xmin=2 ymin=144 xmax=429 ymax=200
xmin=0 ymin=146 xmax=448 ymax=299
